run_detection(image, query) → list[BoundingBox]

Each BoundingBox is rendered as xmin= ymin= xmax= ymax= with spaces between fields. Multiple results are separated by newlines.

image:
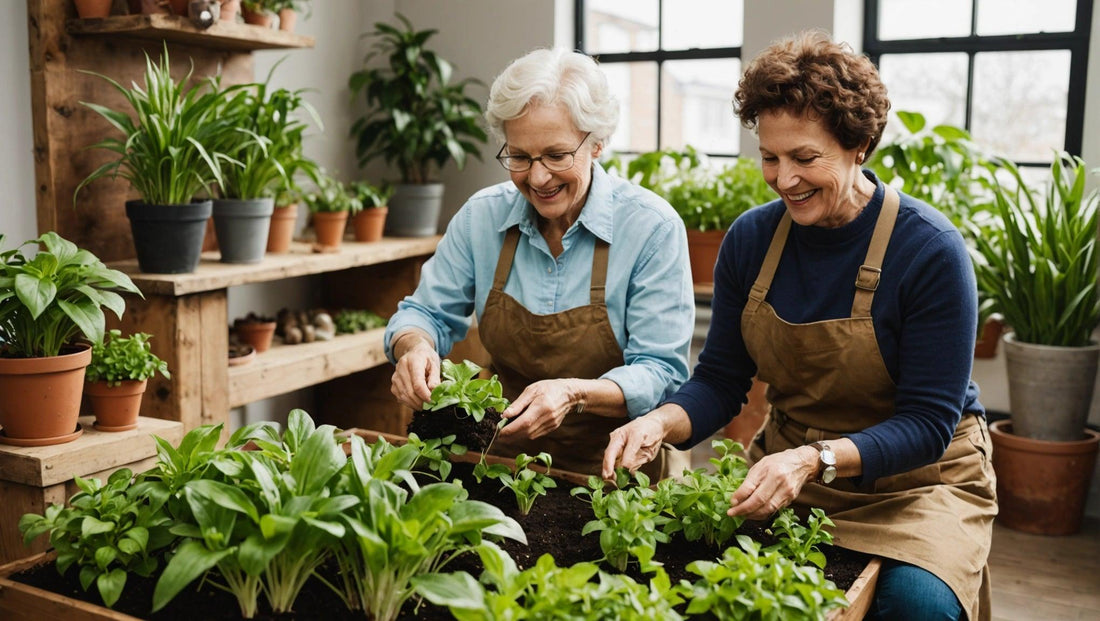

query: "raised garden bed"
xmin=0 ymin=427 xmax=878 ymax=621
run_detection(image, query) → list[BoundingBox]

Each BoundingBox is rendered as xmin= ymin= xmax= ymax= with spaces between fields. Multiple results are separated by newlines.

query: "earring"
xmin=857 ymin=153 xmax=864 ymax=164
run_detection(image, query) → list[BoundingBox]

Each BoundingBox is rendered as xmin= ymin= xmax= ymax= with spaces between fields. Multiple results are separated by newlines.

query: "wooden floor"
xmin=686 ymin=442 xmax=1100 ymax=620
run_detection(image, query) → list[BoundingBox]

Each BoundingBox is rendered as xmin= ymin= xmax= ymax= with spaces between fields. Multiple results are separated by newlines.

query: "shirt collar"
xmin=498 ymin=163 xmax=615 ymax=244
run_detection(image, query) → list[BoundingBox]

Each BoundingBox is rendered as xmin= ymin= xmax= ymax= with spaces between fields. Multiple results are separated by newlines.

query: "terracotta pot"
xmin=312 ymin=211 xmax=349 ymax=249
xmin=241 ymin=7 xmax=272 ymax=27
xmin=74 ymin=0 xmax=113 ymax=18
xmin=973 ymin=315 xmax=1004 ymax=359
xmin=723 ymin=376 xmax=769 ymax=446
xmin=235 ymin=320 xmax=277 ymax=353
xmin=989 ymin=419 xmax=1100 ymax=535
xmin=686 ymin=228 xmax=726 ymax=285
xmin=219 ymin=0 xmax=240 ymax=20
xmin=267 ymin=203 xmax=299 ymax=253
xmin=277 ymin=7 xmax=297 ymax=31
xmin=84 ymin=379 xmax=147 ymax=432
xmin=352 ymin=207 xmax=388 ymax=242
xmin=0 ymin=345 xmax=91 ymax=446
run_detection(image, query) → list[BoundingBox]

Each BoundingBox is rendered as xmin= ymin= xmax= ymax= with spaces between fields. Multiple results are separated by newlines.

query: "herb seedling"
xmin=86 ymin=329 xmax=171 ymax=386
xmin=493 ymin=452 xmax=557 ymax=516
xmin=572 ymin=469 xmax=670 ymax=572
xmin=765 ymin=507 xmax=836 ymax=569
xmin=656 ymin=438 xmax=748 ymax=547
xmin=423 ymin=359 xmax=509 ymax=423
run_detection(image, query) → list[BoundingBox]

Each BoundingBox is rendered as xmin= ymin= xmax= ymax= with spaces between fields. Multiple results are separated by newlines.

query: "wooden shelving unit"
xmin=66 ymin=13 xmax=315 ymax=51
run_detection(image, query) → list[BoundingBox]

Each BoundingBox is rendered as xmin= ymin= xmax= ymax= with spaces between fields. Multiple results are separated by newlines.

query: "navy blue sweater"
xmin=668 ymin=174 xmax=984 ymax=483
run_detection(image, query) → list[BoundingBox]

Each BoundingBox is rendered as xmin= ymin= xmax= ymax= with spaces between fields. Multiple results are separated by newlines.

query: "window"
xmin=576 ymin=0 xmax=744 ymax=156
xmin=864 ymin=0 xmax=1092 ymax=167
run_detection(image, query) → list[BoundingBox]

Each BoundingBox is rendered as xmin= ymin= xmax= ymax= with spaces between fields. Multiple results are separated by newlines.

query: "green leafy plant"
xmin=405 ymin=432 xmax=466 ymax=481
xmin=18 ymin=469 xmax=174 ymax=609
xmin=85 ymin=329 xmax=170 ymax=386
xmin=490 ymin=452 xmax=557 ymax=516
xmin=969 ymin=153 xmax=1100 ymax=346
xmin=606 ymin=146 xmax=776 ymax=231
xmin=414 ymin=544 xmax=685 ymax=621
xmin=348 ymin=13 xmax=488 ymax=184
xmin=674 ymin=535 xmax=849 ymax=620
xmin=75 ymin=45 xmax=238 ymax=206
xmin=333 ymin=308 xmax=387 ymax=334
xmin=348 ymin=180 xmax=394 ymax=214
xmin=423 ymin=359 xmax=509 ymax=423
xmin=572 ymin=469 xmax=671 ymax=572
xmin=765 ymin=507 xmax=836 ymax=570
xmin=0 ymin=232 xmax=140 ymax=358
xmin=656 ymin=439 xmax=748 ymax=547
xmin=302 ymin=170 xmax=362 ymax=213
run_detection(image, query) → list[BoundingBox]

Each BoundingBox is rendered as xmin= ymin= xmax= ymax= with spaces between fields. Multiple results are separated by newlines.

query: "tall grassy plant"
xmin=75 ymin=47 xmax=237 ymax=206
xmin=969 ymin=154 xmax=1100 ymax=346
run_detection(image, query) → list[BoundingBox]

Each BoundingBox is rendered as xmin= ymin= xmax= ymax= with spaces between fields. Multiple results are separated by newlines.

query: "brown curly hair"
xmin=734 ymin=30 xmax=890 ymax=158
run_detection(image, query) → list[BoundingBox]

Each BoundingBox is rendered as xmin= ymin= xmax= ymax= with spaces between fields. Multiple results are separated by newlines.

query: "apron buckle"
xmin=855 ymin=265 xmax=881 ymax=291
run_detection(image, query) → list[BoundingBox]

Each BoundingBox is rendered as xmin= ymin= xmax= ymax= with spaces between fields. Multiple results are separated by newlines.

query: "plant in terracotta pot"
xmin=349 ymin=180 xmax=393 ymax=243
xmin=268 ymin=0 xmax=309 ymax=32
xmin=74 ymin=0 xmax=113 ymax=19
xmin=265 ymin=91 xmax=322 ymax=254
xmin=969 ymin=152 xmax=1100 ymax=535
xmin=75 ymin=45 xmax=238 ymax=274
xmin=0 ymin=232 xmax=141 ymax=446
xmin=233 ymin=312 xmax=278 ymax=353
xmin=349 ymin=13 xmax=488 ymax=237
xmin=303 ymin=170 xmax=358 ymax=250
xmin=213 ymin=71 xmax=321 ymax=264
xmin=84 ymin=329 xmax=170 ymax=432
xmin=240 ymin=0 xmax=273 ymax=26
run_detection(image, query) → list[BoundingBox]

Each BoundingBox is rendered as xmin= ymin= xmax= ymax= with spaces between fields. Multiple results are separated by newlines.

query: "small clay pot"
xmin=352 ymin=207 xmax=388 ymax=242
xmin=235 ymin=319 xmax=277 ymax=353
xmin=85 ymin=379 xmax=147 ymax=432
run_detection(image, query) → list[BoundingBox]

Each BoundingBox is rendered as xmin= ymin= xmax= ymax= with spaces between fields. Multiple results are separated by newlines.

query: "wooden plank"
xmin=112 ymin=237 xmax=441 ymax=296
xmin=228 ymin=329 xmax=388 ymax=407
xmin=0 ymin=416 xmax=182 ymax=487
xmin=197 ymin=290 xmax=228 ymax=433
xmin=0 ymin=553 xmax=141 ymax=620
xmin=66 ymin=13 xmax=315 ymax=51
xmin=831 ymin=557 xmax=880 ymax=621
xmin=0 ymin=482 xmax=66 ymax=565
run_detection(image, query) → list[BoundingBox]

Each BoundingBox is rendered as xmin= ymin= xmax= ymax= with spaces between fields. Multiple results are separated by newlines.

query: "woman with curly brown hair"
xmin=604 ymin=30 xmax=996 ymax=620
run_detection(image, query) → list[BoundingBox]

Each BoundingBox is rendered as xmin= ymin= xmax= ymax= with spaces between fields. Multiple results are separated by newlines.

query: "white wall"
xmin=1 ymin=2 xmax=36 ymax=246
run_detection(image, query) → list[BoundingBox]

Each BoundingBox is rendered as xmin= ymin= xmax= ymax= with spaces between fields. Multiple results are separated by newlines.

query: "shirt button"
xmin=547 ymin=267 xmax=552 ymax=273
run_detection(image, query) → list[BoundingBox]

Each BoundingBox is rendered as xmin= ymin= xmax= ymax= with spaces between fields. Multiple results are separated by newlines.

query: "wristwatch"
xmin=810 ymin=441 xmax=837 ymax=484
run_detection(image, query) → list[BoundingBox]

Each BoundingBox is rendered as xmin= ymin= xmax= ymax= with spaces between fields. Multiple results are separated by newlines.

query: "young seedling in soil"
xmin=406 ymin=359 xmax=509 ymax=452
xmin=474 ymin=452 xmax=557 ymax=515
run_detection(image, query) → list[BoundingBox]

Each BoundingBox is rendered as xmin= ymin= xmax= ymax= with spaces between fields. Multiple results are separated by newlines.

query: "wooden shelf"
xmin=66 ymin=14 xmax=315 ymax=51
xmin=112 ymin=237 xmax=442 ymax=296
xmin=228 ymin=329 xmax=388 ymax=407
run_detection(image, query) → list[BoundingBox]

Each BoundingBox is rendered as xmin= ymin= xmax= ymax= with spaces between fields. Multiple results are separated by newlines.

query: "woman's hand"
xmin=601 ymin=404 xmax=691 ymax=480
xmin=497 ymin=379 xmax=577 ymax=441
xmin=727 ymin=445 xmax=818 ymax=521
xmin=390 ymin=331 xmax=440 ymax=410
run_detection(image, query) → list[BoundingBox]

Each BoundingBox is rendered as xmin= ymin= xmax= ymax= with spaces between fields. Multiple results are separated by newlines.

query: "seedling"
xmin=423 ymin=359 xmax=509 ymax=423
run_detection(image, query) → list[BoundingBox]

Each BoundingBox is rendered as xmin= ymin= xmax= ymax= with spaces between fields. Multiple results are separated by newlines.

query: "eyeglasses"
xmin=496 ymin=132 xmax=591 ymax=172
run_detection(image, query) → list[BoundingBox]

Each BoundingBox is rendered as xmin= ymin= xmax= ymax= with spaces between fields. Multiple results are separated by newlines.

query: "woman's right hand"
xmin=390 ymin=331 xmax=441 ymax=410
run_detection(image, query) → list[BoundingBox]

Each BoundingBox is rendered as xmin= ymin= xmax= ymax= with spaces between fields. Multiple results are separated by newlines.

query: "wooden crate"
xmin=0 ymin=416 xmax=184 ymax=565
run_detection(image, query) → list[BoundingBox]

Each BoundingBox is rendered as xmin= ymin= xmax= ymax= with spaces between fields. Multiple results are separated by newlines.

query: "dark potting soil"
xmin=406 ymin=405 xmax=503 ymax=453
xmin=11 ymin=460 xmax=869 ymax=620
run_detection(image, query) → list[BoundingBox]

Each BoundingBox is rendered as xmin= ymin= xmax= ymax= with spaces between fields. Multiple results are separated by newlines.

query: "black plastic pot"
xmin=125 ymin=200 xmax=212 ymax=274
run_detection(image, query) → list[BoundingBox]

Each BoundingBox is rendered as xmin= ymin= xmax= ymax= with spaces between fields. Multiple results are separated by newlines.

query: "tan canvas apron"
xmin=479 ymin=226 xmax=666 ymax=477
xmin=742 ymin=187 xmax=996 ymax=621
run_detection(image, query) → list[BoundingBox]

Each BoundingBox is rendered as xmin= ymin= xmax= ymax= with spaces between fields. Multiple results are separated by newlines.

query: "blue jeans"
xmin=866 ymin=559 xmax=964 ymax=621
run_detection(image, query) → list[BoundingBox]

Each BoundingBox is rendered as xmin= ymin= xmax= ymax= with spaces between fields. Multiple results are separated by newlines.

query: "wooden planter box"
xmin=0 ymin=429 xmax=879 ymax=621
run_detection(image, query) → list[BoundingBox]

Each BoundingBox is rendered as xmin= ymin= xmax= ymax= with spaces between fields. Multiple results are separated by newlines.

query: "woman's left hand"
xmin=497 ymin=379 xmax=577 ymax=440
xmin=727 ymin=446 xmax=818 ymax=521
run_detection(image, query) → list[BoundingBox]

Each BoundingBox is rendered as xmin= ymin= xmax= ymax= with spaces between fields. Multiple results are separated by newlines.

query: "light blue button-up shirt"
xmin=384 ymin=164 xmax=695 ymax=418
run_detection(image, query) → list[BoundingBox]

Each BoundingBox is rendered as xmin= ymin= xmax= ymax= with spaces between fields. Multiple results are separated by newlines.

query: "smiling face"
xmin=757 ymin=109 xmax=874 ymax=228
xmin=502 ymin=103 xmax=601 ymax=229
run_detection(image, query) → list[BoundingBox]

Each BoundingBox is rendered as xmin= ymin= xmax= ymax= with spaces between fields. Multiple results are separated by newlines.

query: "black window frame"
xmin=574 ymin=0 xmax=743 ymax=157
xmin=863 ymin=0 xmax=1093 ymax=164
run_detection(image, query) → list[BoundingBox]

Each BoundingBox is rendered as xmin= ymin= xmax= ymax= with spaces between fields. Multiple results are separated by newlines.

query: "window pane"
xmin=660 ymin=59 xmax=740 ymax=154
xmin=976 ymin=0 xmax=1076 ymax=36
xmin=877 ymin=53 xmax=968 ymax=140
xmin=661 ymin=0 xmax=743 ymax=50
xmin=586 ymin=0 xmax=658 ymax=54
xmin=878 ymin=0 xmax=971 ymax=40
xmin=971 ymin=50 xmax=1069 ymax=161
xmin=603 ymin=62 xmax=658 ymax=154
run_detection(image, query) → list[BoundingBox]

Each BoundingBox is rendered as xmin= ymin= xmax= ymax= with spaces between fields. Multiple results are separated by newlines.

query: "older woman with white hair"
xmin=385 ymin=47 xmax=694 ymax=476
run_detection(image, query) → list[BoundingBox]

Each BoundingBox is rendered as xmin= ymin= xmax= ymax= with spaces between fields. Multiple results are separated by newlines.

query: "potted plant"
xmin=74 ymin=0 xmax=112 ymax=19
xmin=233 ymin=312 xmax=277 ymax=353
xmin=239 ymin=0 xmax=273 ymax=26
xmin=349 ymin=180 xmax=393 ymax=242
xmin=349 ymin=13 xmax=488 ymax=237
xmin=213 ymin=71 xmax=320 ymax=263
xmin=969 ymin=152 xmax=1100 ymax=535
xmin=84 ymin=329 xmax=170 ymax=432
xmin=268 ymin=0 xmax=309 ymax=32
xmin=75 ymin=46 xmax=237 ymax=274
xmin=0 ymin=232 xmax=141 ymax=446
xmin=302 ymin=170 xmax=358 ymax=250
xmin=868 ymin=110 xmax=1006 ymax=357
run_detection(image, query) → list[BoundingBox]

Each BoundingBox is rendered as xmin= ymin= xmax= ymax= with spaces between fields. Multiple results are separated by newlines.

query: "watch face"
xmin=822 ymin=466 xmax=837 ymax=484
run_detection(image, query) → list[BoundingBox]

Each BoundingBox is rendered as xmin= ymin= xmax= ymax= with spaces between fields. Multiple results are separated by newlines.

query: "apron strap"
xmin=590 ymin=237 xmax=610 ymax=305
xmin=492 ymin=227 xmax=522 ymax=291
xmin=749 ymin=212 xmax=793 ymax=303
xmin=851 ymin=185 xmax=900 ymax=317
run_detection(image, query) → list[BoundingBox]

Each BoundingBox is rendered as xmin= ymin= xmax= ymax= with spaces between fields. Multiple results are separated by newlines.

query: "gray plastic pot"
xmin=212 ymin=198 xmax=275 ymax=264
